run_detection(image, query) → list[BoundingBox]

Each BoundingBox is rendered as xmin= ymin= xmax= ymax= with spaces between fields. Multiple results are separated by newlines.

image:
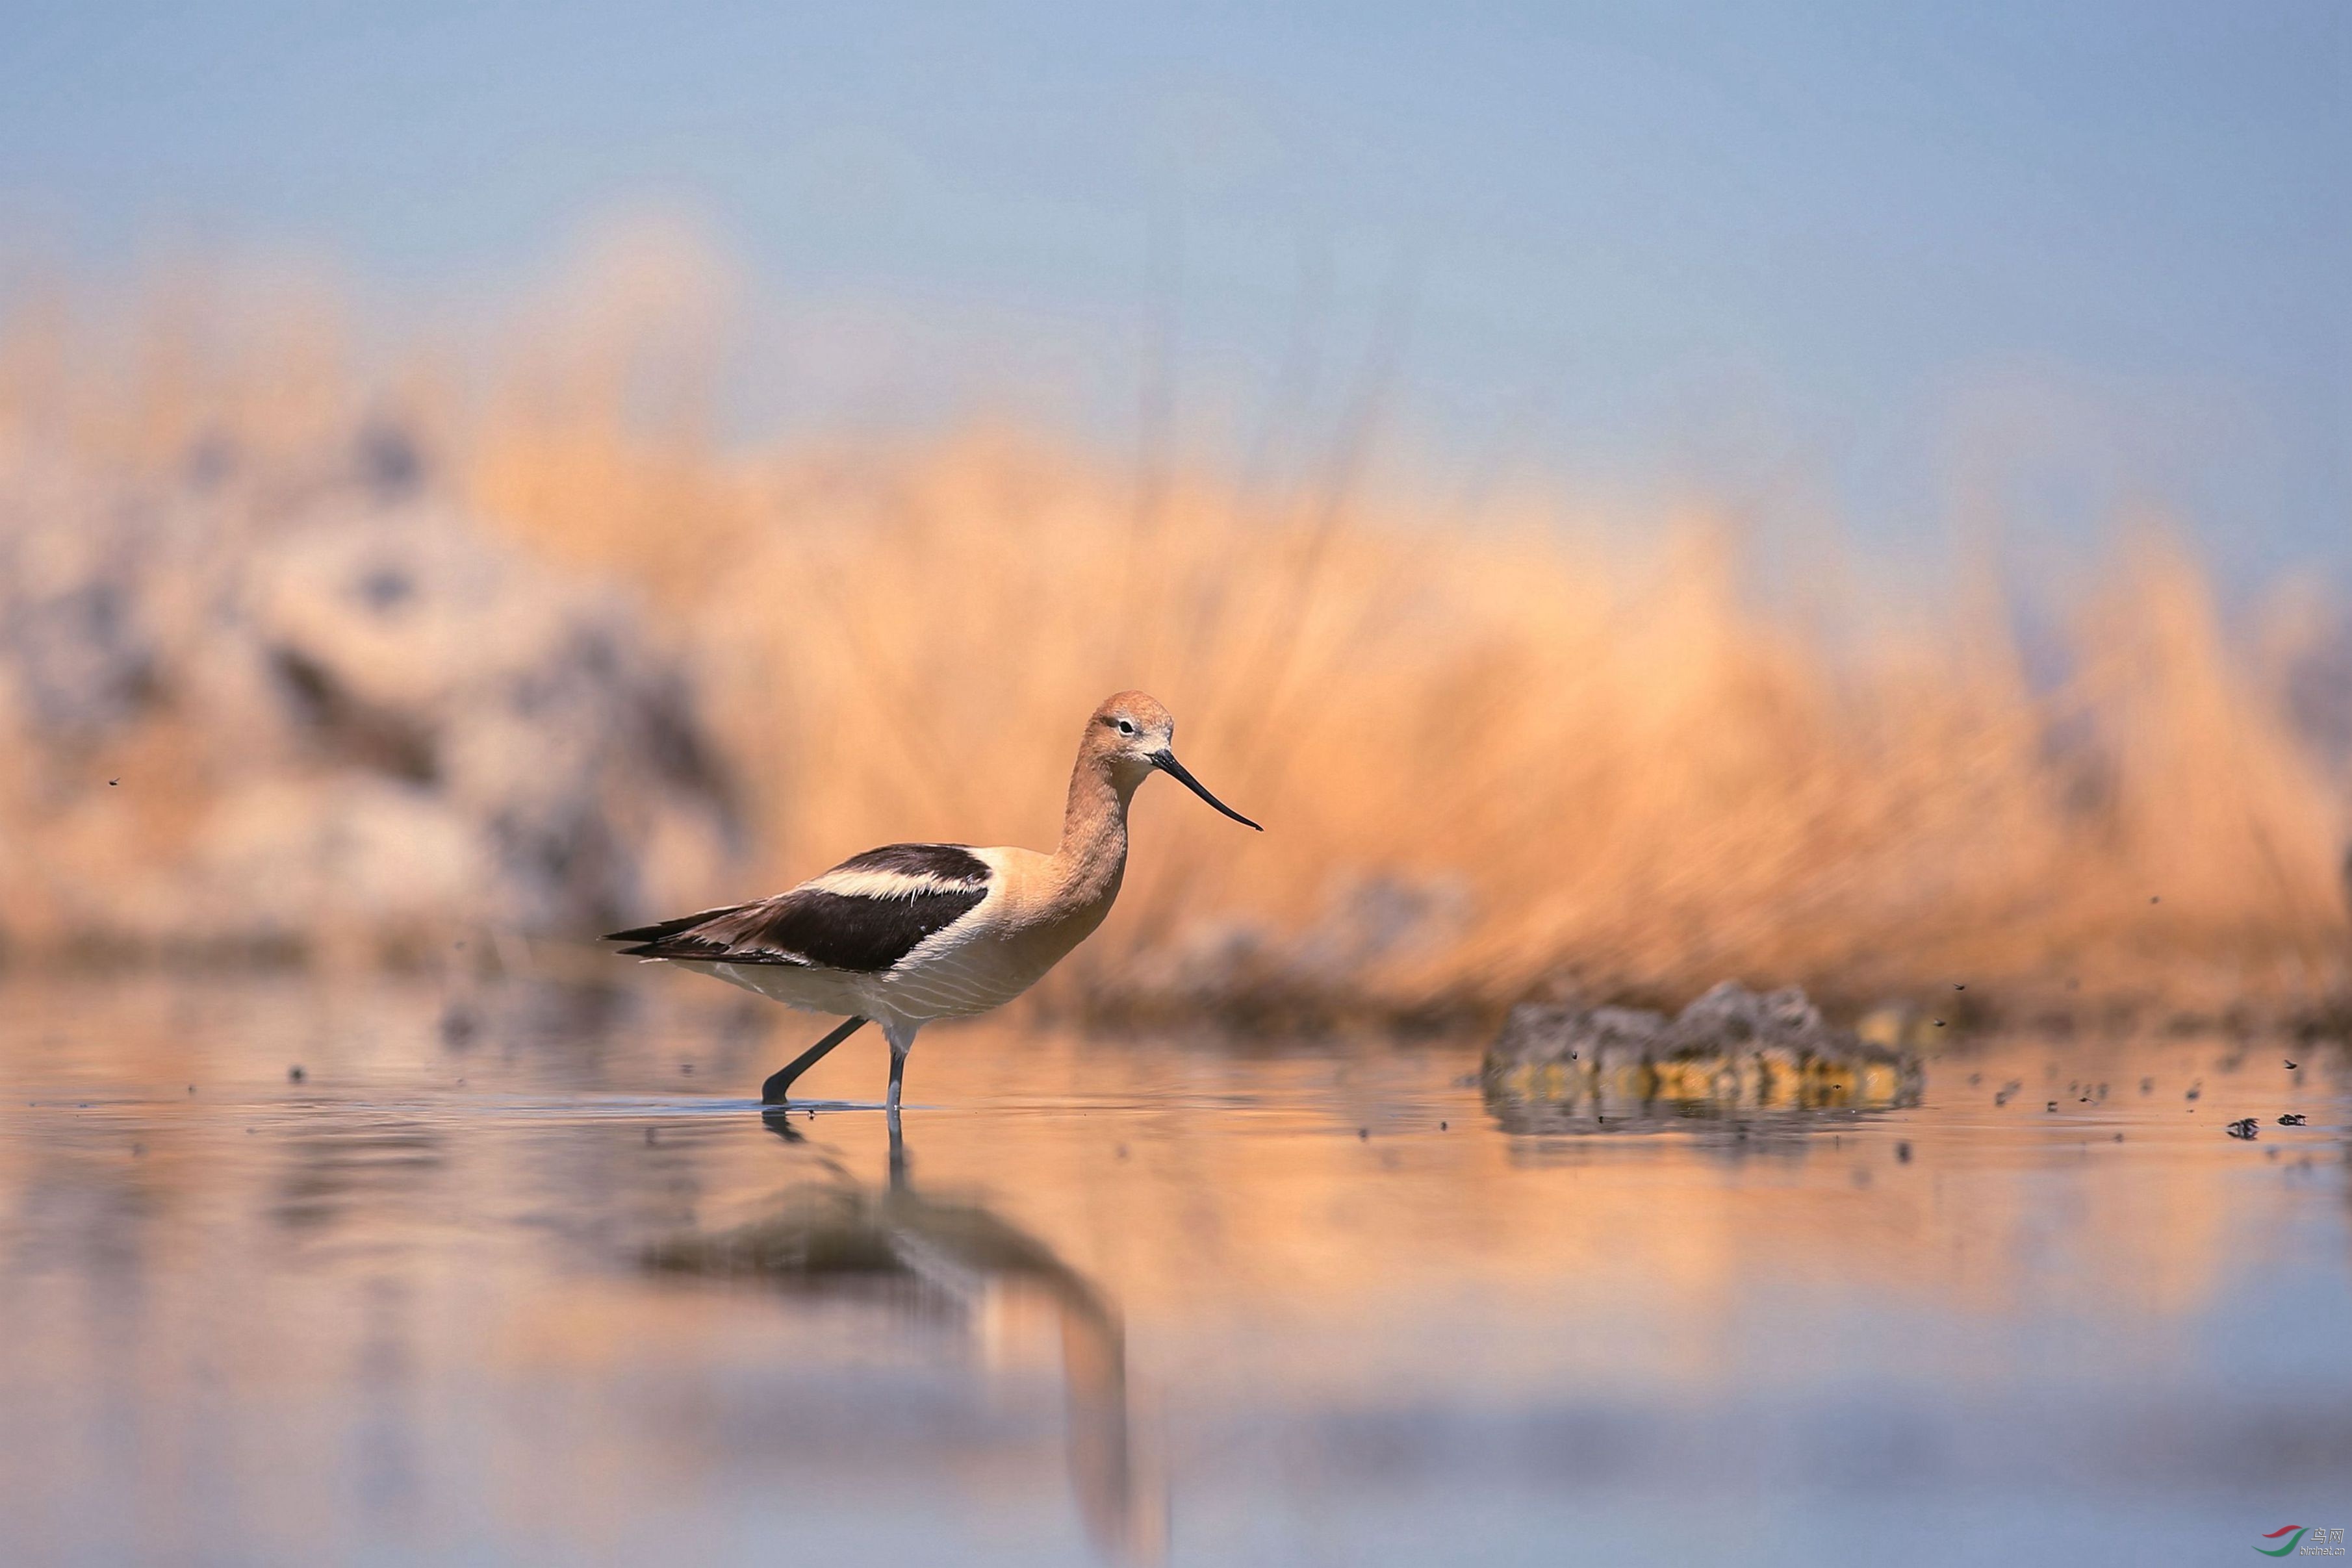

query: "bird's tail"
xmin=602 ymin=903 xmax=751 ymax=955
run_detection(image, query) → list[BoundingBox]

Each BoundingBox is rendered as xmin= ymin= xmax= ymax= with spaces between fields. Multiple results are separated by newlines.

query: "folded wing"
xmin=606 ymin=842 xmax=993 ymax=973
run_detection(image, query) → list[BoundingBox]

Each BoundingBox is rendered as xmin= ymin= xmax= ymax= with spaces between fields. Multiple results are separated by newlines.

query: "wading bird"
xmin=606 ymin=692 xmax=1259 ymax=1116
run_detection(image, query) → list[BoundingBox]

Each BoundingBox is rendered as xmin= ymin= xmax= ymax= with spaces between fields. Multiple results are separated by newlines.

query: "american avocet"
xmin=606 ymin=692 xmax=1259 ymax=1115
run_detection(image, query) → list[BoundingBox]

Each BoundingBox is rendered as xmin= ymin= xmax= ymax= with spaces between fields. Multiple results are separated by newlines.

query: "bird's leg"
xmin=882 ymin=1022 xmax=917 ymax=1148
xmin=760 ymin=1016 xmax=868 ymax=1105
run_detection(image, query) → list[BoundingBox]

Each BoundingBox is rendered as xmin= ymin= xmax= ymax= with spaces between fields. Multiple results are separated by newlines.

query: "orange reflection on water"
xmin=0 ymin=976 xmax=2345 ymax=1565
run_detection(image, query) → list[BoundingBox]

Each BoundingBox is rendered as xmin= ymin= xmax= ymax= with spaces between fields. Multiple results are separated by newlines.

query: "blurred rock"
xmin=0 ymin=425 xmax=741 ymax=961
xmin=1131 ymin=872 xmax=1476 ymax=1024
xmin=1483 ymin=981 xmax=1923 ymax=1123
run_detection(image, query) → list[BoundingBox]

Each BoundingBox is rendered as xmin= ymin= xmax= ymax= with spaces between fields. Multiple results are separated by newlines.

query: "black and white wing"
xmin=604 ymin=842 xmax=994 ymax=973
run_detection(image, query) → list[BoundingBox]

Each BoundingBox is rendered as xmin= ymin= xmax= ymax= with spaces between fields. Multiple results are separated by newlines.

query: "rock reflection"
xmin=643 ymin=1117 xmax=1164 ymax=1563
xmin=1483 ymin=1075 xmax=1924 ymax=1146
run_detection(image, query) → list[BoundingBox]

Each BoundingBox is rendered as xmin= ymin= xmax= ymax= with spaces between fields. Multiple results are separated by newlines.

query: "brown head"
xmin=1080 ymin=690 xmax=1260 ymax=830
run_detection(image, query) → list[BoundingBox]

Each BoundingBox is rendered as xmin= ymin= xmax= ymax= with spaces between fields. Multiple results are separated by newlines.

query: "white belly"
xmin=671 ymin=960 xmax=871 ymax=1015
xmin=664 ymin=946 xmax=1045 ymax=1026
xmin=875 ymin=933 xmax=1060 ymax=1022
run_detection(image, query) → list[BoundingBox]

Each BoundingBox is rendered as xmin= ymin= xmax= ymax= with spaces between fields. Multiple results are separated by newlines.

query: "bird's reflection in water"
xmin=644 ymin=1114 xmax=1165 ymax=1563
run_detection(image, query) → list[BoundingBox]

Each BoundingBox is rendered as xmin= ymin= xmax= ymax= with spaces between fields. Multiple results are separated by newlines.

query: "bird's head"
xmin=1084 ymin=691 xmax=1260 ymax=830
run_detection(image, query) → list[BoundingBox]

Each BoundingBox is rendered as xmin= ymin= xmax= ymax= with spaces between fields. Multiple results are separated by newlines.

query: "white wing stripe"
xmin=801 ymin=868 xmax=993 ymax=900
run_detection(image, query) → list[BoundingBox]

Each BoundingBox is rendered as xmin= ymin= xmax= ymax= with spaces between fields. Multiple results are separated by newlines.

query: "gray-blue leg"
xmin=882 ymin=1022 xmax=919 ymax=1126
xmin=761 ymin=1016 xmax=868 ymax=1105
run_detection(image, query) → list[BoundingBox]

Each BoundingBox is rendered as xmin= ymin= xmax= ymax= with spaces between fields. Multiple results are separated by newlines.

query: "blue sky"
xmin=2 ymin=1 xmax=2344 ymax=575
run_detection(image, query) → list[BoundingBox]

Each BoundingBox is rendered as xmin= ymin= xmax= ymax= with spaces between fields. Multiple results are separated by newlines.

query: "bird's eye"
xmin=1116 ymin=718 xmax=1136 ymax=735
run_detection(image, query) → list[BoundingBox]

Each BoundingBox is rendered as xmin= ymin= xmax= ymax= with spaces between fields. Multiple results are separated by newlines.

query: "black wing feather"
xmin=831 ymin=842 xmax=991 ymax=885
xmin=736 ymin=885 xmax=985 ymax=971
xmin=604 ymin=903 xmax=754 ymax=945
xmin=604 ymin=843 xmax=990 ymax=972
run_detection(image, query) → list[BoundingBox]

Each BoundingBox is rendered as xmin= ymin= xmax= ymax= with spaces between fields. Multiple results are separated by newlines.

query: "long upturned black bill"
xmin=1151 ymin=750 xmax=1262 ymax=830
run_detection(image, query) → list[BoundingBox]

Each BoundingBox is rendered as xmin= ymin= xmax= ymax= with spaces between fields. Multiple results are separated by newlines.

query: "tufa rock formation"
xmin=1483 ymin=981 xmax=1924 ymax=1133
xmin=0 ymin=425 xmax=741 ymax=963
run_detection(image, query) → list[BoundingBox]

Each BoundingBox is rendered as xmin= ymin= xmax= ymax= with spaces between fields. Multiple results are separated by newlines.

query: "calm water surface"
xmin=2 ymin=976 xmax=2347 ymax=1565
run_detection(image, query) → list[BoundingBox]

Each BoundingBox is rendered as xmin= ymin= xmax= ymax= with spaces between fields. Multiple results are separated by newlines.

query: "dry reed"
xmin=471 ymin=426 xmax=2351 ymax=1023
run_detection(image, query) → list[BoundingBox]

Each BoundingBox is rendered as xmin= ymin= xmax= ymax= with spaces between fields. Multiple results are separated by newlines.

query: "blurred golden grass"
xmin=6 ymin=268 xmax=2347 ymax=1020
xmin=470 ymin=415 xmax=2349 ymax=1023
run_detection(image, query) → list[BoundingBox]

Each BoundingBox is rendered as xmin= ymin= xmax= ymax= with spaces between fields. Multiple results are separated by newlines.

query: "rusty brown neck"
xmin=1052 ymin=748 xmax=1139 ymax=907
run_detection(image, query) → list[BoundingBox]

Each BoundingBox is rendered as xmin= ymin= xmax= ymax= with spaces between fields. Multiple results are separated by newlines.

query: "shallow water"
xmin=2 ymin=975 xmax=2347 ymax=1566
